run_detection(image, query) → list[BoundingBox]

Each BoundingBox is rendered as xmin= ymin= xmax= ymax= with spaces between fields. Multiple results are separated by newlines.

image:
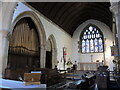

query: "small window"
xmin=80 ymin=25 xmax=104 ymax=53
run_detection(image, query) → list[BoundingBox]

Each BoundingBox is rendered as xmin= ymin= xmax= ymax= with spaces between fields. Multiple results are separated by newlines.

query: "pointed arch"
xmin=11 ymin=11 xmax=46 ymax=68
xmin=46 ymin=34 xmax=57 ymax=69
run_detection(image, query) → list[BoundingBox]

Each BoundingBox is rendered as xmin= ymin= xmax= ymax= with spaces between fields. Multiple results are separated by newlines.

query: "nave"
xmin=0 ymin=1 xmax=120 ymax=90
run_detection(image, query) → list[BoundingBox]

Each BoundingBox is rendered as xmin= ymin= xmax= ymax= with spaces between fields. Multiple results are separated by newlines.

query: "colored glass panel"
xmin=86 ymin=39 xmax=89 ymax=52
xmin=82 ymin=40 xmax=86 ymax=53
xmin=90 ymin=39 xmax=94 ymax=52
xmin=99 ymin=38 xmax=103 ymax=52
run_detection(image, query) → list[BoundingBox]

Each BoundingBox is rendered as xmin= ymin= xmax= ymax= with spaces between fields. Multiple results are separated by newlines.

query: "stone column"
xmin=0 ymin=2 xmax=17 ymax=78
xmin=112 ymin=17 xmax=118 ymax=70
xmin=40 ymin=44 xmax=46 ymax=68
xmin=52 ymin=48 xmax=57 ymax=69
xmin=54 ymin=48 xmax=57 ymax=66
xmin=0 ymin=30 xmax=9 ymax=78
xmin=110 ymin=2 xmax=120 ymax=71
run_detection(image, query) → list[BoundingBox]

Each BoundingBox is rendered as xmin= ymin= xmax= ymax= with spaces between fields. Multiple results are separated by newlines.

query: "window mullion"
xmin=85 ymin=39 xmax=86 ymax=53
xmin=93 ymin=39 xmax=95 ymax=52
xmin=89 ymin=39 xmax=90 ymax=53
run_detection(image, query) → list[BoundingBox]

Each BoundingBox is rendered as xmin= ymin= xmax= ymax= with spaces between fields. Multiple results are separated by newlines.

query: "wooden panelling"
xmin=27 ymin=2 xmax=112 ymax=36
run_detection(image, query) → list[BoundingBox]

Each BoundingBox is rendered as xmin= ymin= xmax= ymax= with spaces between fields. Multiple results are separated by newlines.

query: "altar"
xmin=0 ymin=79 xmax=46 ymax=89
xmin=78 ymin=62 xmax=103 ymax=71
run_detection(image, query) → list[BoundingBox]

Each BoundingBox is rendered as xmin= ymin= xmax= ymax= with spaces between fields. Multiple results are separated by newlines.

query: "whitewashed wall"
xmin=12 ymin=2 xmax=31 ymax=22
xmin=38 ymin=15 xmax=72 ymax=69
xmin=72 ymin=20 xmax=115 ymax=71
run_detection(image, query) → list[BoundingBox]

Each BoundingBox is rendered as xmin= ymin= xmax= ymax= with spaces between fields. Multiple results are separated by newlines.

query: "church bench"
xmin=4 ymin=68 xmax=64 ymax=86
xmin=4 ymin=68 xmax=31 ymax=81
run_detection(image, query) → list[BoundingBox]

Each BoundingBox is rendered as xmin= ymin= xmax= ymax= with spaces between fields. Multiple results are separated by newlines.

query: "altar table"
xmin=78 ymin=62 xmax=103 ymax=70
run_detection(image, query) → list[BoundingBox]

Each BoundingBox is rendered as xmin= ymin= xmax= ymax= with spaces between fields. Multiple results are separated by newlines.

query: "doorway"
xmin=45 ymin=51 xmax=52 ymax=69
xmin=45 ymin=35 xmax=57 ymax=69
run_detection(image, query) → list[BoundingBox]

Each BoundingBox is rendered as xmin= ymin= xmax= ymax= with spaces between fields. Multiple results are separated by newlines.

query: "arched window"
xmin=80 ymin=25 xmax=104 ymax=53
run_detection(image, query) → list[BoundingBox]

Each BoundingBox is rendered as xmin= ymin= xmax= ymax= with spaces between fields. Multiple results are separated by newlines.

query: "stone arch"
xmin=46 ymin=34 xmax=57 ymax=69
xmin=72 ymin=19 xmax=114 ymax=70
xmin=11 ymin=11 xmax=46 ymax=68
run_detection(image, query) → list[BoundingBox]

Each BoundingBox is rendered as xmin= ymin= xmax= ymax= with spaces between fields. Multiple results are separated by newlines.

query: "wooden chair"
xmin=24 ymin=73 xmax=42 ymax=85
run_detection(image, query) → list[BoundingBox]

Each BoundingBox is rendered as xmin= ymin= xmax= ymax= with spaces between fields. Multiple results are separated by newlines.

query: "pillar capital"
xmin=40 ymin=44 xmax=46 ymax=49
xmin=0 ymin=30 xmax=9 ymax=34
xmin=0 ymin=30 xmax=10 ymax=38
xmin=110 ymin=2 xmax=120 ymax=17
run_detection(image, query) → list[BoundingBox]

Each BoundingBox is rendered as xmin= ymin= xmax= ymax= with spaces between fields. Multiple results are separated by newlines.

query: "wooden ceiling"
xmin=27 ymin=2 xmax=112 ymax=36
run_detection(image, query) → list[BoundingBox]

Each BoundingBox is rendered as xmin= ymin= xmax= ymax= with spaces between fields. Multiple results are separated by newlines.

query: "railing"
xmin=109 ymin=71 xmax=120 ymax=88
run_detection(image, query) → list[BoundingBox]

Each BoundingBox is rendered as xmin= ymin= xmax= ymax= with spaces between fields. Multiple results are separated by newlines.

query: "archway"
xmin=8 ymin=11 xmax=46 ymax=69
xmin=45 ymin=35 xmax=57 ymax=69
xmin=8 ymin=17 xmax=40 ymax=69
xmin=45 ymin=39 xmax=52 ymax=69
xmin=72 ymin=19 xmax=114 ymax=70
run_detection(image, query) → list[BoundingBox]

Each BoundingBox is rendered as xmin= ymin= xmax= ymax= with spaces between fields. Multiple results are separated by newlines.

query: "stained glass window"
xmin=81 ymin=25 xmax=104 ymax=53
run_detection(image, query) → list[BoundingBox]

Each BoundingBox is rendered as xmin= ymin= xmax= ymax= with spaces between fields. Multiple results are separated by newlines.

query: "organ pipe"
xmin=9 ymin=18 xmax=39 ymax=56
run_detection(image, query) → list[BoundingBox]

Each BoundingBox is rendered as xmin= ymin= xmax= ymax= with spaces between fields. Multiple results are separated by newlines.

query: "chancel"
xmin=0 ymin=0 xmax=120 ymax=89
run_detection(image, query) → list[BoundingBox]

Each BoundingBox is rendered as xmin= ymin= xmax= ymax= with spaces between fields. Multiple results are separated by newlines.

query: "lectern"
xmin=24 ymin=73 xmax=42 ymax=85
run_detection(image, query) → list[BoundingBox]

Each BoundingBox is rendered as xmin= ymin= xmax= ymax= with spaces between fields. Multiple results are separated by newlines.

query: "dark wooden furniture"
xmin=4 ymin=68 xmax=64 ymax=86
xmin=24 ymin=73 xmax=41 ymax=85
xmin=79 ymin=74 xmax=96 ymax=89
xmin=4 ymin=68 xmax=30 ymax=81
xmin=33 ymin=68 xmax=64 ymax=86
xmin=96 ymin=66 xmax=109 ymax=89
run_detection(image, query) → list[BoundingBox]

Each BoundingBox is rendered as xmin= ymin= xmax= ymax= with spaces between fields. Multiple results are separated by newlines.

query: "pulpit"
xmin=78 ymin=62 xmax=103 ymax=71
